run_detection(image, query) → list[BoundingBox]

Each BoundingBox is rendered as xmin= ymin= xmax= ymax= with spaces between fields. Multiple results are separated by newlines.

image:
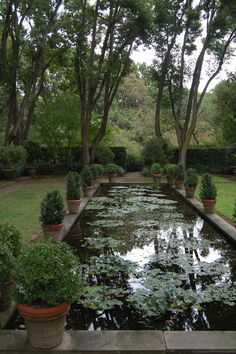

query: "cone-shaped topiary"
xmin=0 ymin=223 xmax=21 ymax=257
xmin=184 ymin=168 xmax=198 ymax=188
xmin=66 ymin=172 xmax=81 ymax=200
xmin=40 ymin=190 xmax=65 ymax=226
xmin=81 ymin=165 xmax=93 ymax=187
xmin=199 ymin=173 xmax=217 ymax=200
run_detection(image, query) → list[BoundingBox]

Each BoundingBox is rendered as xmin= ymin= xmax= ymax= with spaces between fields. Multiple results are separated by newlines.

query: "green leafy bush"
xmin=89 ymin=164 xmax=99 ymax=180
xmin=94 ymin=164 xmax=104 ymax=176
xmin=151 ymin=163 xmax=162 ymax=174
xmin=0 ymin=223 xmax=21 ymax=257
xmin=96 ymin=147 xmax=114 ymax=165
xmin=199 ymin=174 xmax=217 ymax=200
xmin=81 ymin=165 xmax=93 ymax=187
xmin=23 ymin=140 xmax=41 ymax=165
xmin=166 ymin=164 xmax=177 ymax=177
xmin=104 ymin=163 xmax=119 ymax=174
xmin=39 ymin=190 xmax=65 ymax=225
xmin=66 ymin=172 xmax=81 ymax=200
xmin=0 ymin=242 xmax=14 ymax=287
xmin=0 ymin=146 xmax=26 ymax=172
xmin=13 ymin=239 xmax=84 ymax=306
xmin=174 ymin=164 xmax=185 ymax=182
xmin=184 ymin=168 xmax=198 ymax=188
xmin=142 ymin=137 xmax=173 ymax=166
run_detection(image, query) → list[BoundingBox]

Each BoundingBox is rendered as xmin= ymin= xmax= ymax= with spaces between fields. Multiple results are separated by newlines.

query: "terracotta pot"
xmin=1 ymin=170 xmax=17 ymax=180
xmin=0 ymin=281 xmax=12 ymax=312
xmin=108 ymin=173 xmax=117 ymax=183
xmin=42 ymin=223 xmax=64 ymax=241
xmin=175 ymin=180 xmax=183 ymax=189
xmin=153 ymin=174 xmax=161 ymax=184
xmin=25 ymin=165 xmax=38 ymax=176
xmin=82 ymin=185 xmax=94 ymax=197
xmin=202 ymin=199 xmax=216 ymax=214
xmin=185 ymin=187 xmax=196 ymax=198
xmin=66 ymin=200 xmax=81 ymax=214
xmin=17 ymin=302 xmax=70 ymax=349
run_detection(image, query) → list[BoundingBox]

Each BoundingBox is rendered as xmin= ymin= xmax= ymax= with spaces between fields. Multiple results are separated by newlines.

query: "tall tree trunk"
xmin=178 ymin=144 xmax=187 ymax=169
xmin=81 ymin=119 xmax=90 ymax=166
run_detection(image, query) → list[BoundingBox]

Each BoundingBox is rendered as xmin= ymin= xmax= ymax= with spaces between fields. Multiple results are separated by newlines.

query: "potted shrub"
xmin=0 ymin=146 xmax=26 ymax=179
xmin=23 ymin=140 xmax=41 ymax=176
xmin=199 ymin=173 xmax=217 ymax=213
xmin=104 ymin=163 xmax=119 ymax=183
xmin=40 ymin=190 xmax=65 ymax=240
xmin=184 ymin=168 xmax=198 ymax=198
xmin=232 ymin=201 xmax=236 ymax=228
xmin=151 ymin=163 xmax=162 ymax=183
xmin=66 ymin=172 xmax=81 ymax=214
xmin=174 ymin=164 xmax=185 ymax=189
xmin=81 ymin=165 xmax=94 ymax=197
xmin=0 ymin=223 xmax=22 ymax=311
xmin=165 ymin=163 xmax=176 ymax=185
xmin=14 ymin=239 xmax=84 ymax=349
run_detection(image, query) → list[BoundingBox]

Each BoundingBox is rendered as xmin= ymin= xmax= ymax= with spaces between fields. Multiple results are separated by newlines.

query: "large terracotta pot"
xmin=185 ymin=187 xmax=196 ymax=198
xmin=82 ymin=185 xmax=94 ymax=197
xmin=17 ymin=302 xmax=70 ymax=349
xmin=202 ymin=199 xmax=216 ymax=214
xmin=153 ymin=173 xmax=161 ymax=184
xmin=66 ymin=200 xmax=81 ymax=214
xmin=42 ymin=223 xmax=64 ymax=241
xmin=175 ymin=180 xmax=183 ymax=189
xmin=108 ymin=173 xmax=117 ymax=183
xmin=0 ymin=281 xmax=12 ymax=312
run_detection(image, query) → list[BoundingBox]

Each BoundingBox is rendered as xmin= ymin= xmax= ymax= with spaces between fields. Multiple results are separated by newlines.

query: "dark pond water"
xmin=7 ymin=184 xmax=236 ymax=331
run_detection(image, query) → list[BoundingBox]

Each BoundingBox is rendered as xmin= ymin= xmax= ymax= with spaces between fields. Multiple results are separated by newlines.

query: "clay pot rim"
xmin=17 ymin=302 xmax=70 ymax=318
xmin=42 ymin=222 xmax=64 ymax=231
xmin=201 ymin=199 xmax=216 ymax=205
xmin=66 ymin=199 xmax=81 ymax=204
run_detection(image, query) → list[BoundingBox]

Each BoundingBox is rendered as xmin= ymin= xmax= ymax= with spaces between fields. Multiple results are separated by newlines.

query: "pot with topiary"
xmin=165 ymin=164 xmax=176 ymax=185
xmin=14 ymin=239 xmax=84 ymax=349
xmin=199 ymin=173 xmax=217 ymax=213
xmin=40 ymin=190 xmax=65 ymax=241
xmin=0 ymin=223 xmax=22 ymax=311
xmin=184 ymin=168 xmax=198 ymax=198
xmin=66 ymin=172 xmax=81 ymax=214
xmin=174 ymin=164 xmax=185 ymax=189
xmin=104 ymin=163 xmax=119 ymax=183
xmin=151 ymin=163 xmax=162 ymax=183
xmin=81 ymin=165 xmax=94 ymax=197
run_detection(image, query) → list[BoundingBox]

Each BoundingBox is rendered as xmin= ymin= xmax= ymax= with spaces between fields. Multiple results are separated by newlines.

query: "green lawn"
xmin=0 ymin=177 xmax=66 ymax=242
xmin=196 ymin=175 xmax=236 ymax=222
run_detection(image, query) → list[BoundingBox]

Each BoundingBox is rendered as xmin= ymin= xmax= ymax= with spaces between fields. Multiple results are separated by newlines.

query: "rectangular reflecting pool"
xmin=7 ymin=184 xmax=236 ymax=331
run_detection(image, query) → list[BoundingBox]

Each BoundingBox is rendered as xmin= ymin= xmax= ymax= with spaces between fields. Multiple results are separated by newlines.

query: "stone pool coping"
xmin=1 ymin=181 xmax=236 ymax=353
xmin=1 ymin=330 xmax=236 ymax=353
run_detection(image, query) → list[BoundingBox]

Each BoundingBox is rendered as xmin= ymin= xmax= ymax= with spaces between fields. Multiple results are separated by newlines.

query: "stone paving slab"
xmin=165 ymin=331 xmax=236 ymax=353
xmin=0 ymin=330 xmax=166 ymax=354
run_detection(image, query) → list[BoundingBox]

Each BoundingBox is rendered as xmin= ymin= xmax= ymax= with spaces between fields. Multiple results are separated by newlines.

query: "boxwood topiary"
xmin=184 ymin=168 xmax=198 ymax=188
xmin=13 ymin=239 xmax=85 ymax=306
xmin=0 ymin=223 xmax=21 ymax=257
xmin=199 ymin=173 xmax=217 ymax=200
xmin=39 ymin=190 xmax=65 ymax=226
xmin=66 ymin=171 xmax=81 ymax=200
xmin=81 ymin=165 xmax=93 ymax=187
xmin=0 ymin=242 xmax=14 ymax=287
xmin=104 ymin=163 xmax=119 ymax=174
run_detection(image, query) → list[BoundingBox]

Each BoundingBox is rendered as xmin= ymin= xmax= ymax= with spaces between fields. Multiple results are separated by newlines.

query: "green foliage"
xmin=104 ymin=163 xmax=119 ymax=174
xmin=0 ymin=223 xmax=22 ymax=257
xmin=66 ymin=171 xmax=81 ymax=200
xmin=93 ymin=164 xmax=104 ymax=176
xmin=110 ymin=147 xmax=127 ymax=169
xmin=13 ymin=239 xmax=84 ymax=306
xmin=184 ymin=168 xmax=198 ymax=188
xmin=81 ymin=165 xmax=93 ymax=187
xmin=39 ymin=190 xmax=65 ymax=225
xmin=142 ymin=137 xmax=173 ymax=166
xmin=166 ymin=163 xmax=177 ymax=177
xmin=89 ymin=164 xmax=99 ymax=180
xmin=151 ymin=163 xmax=162 ymax=174
xmin=163 ymin=163 xmax=172 ymax=174
xmin=0 ymin=241 xmax=14 ymax=287
xmin=199 ymin=174 xmax=217 ymax=200
xmin=96 ymin=147 xmax=114 ymax=165
xmin=173 ymin=164 xmax=185 ymax=182
xmin=23 ymin=140 xmax=41 ymax=165
xmin=127 ymin=153 xmax=143 ymax=172
xmin=0 ymin=146 xmax=26 ymax=172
